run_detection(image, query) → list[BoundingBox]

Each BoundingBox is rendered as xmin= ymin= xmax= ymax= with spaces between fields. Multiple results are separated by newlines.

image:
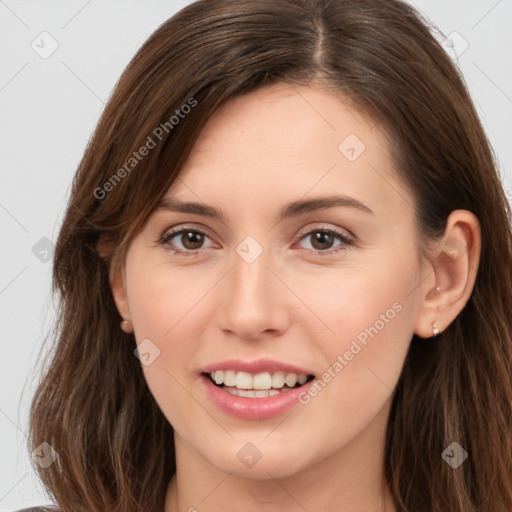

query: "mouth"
xmin=203 ymin=370 xmax=316 ymax=398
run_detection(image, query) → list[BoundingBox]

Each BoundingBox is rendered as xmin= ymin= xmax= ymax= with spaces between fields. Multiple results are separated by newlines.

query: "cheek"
xmin=298 ymin=247 xmax=417 ymax=358
xmin=294 ymin=246 xmax=419 ymax=437
xmin=123 ymin=254 xmax=216 ymax=426
xmin=125 ymin=251 xmax=210 ymax=348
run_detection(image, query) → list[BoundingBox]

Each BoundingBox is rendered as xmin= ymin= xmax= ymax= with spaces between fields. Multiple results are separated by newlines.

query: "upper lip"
xmin=201 ymin=358 xmax=315 ymax=376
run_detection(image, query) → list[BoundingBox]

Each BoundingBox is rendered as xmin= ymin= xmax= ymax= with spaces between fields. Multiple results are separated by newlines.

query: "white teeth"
xmin=285 ymin=374 xmax=298 ymax=387
xmin=253 ymin=372 xmax=272 ymax=390
xmin=235 ymin=371 xmax=253 ymax=389
xmin=297 ymin=375 xmax=308 ymax=385
xmin=225 ymin=388 xmax=281 ymax=398
xmin=271 ymin=371 xmax=285 ymax=388
xmin=209 ymin=370 xmax=310 ymax=390
xmin=213 ymin=370 xmax=224 ymax=385
xmin=224 ymin=370 xmax=236 ymax=387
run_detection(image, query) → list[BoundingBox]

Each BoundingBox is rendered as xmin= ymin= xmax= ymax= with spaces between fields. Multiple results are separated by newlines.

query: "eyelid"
xmin=158 ymin=224 xmax=217 ymax=252
xmin=158 ymin=222 xmax=219 ymax=245
xmin=293 ymin=225 xmax=354 ymax=256
xmin=296 ymin=223 xmax=354 ymax=241
xmin=158 ymin=223 xmax=355 ymax=256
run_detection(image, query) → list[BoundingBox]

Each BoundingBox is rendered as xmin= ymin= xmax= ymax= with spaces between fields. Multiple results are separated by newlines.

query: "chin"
xmin=197 ymin=436 xmax=320 ymax=480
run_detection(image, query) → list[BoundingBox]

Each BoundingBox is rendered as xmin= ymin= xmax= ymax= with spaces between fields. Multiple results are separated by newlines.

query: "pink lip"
xmin=201 ymin=358 xmax=314 ymax=376
xmin=201 ymin=374 xmax=315 ymax=420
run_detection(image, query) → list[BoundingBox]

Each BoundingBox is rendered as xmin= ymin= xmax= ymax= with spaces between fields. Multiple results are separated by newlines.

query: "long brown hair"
xmin=28 ymin=0 xmax=512 ymax=510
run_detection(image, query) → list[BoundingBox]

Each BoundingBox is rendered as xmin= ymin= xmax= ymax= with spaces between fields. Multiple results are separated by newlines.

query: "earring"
xmin=120 ymin=319 xmax=133 ymax=333
xmin=431 ymin=320 xmax=440 ymax=336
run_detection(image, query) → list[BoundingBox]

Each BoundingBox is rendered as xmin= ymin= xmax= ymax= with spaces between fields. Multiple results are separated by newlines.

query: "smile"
xmin=201 ymin=361 xmax=316 ymax=420
xmin=207 ymin=370 xmax=313 ymax=398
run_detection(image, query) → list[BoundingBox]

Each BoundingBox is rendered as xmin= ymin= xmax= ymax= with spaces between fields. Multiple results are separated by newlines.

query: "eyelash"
xmin=158 ymin=226 xmax=353 ymax=257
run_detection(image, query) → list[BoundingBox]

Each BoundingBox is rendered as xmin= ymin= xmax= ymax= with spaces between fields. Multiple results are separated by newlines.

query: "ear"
xmin=110 ymin=264 xmax=132 ymax=326
xmin=97 ymin=234 xmax=132 ymax=327
xmin=97 ymin=233 xmax=115 ymax=260
xmin=414 ymin=210 xmax=481 ymax=339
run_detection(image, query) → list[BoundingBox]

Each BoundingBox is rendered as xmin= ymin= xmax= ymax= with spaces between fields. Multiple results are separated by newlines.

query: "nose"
xmin=216 ymin=246 xmax=291 ymax=341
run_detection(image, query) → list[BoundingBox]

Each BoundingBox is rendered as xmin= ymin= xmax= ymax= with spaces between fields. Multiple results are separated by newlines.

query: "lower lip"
xmin=201 ymin=374 xmax=314 ymax=420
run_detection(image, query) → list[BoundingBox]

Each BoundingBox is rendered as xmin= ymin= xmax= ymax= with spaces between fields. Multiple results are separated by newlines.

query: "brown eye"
xmin=180 ymin=231 xmax=205 ymax=250
xmin=310 ymin=231 xmax=336 ymax=250
xmin=298 ymin=228 xmax=352 ymax=255
xmin=160 ymin=228 xmax=214 ymax=255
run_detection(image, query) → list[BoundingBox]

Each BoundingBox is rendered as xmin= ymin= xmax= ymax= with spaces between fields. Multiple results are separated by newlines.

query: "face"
xmin=112 ymin=83 xmax=428 ymax=480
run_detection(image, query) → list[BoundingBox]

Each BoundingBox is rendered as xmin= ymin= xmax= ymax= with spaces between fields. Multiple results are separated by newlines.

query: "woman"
xmin=25 ymin=0 xmax=512 ymax=511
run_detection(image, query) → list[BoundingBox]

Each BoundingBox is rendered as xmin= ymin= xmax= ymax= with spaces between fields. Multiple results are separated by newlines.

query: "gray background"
xmin=1 ymin=1 xmax=511 ymax=509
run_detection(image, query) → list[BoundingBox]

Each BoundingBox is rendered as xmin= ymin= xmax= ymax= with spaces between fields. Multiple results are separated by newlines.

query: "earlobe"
xmin=97 ymin=233 xmax=115 ymax=260
xmin=110 ymin=265 xmax=133 ymax=330
xmin=120 ymin=319 xmax=134 ymax=333
xmin=414 ymin=210 xmax=481 ymax=339
xmin=97 ymin=234 xmax=134 ymax=330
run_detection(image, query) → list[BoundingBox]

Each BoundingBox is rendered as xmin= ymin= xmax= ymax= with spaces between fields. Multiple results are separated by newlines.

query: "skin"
xmin=110 ymin=83 xmax=480 ymax=511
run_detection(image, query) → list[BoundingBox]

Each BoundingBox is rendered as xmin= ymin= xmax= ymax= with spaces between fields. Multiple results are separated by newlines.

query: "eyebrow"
xmin=156 ymin=195 xmax=374 ymax=222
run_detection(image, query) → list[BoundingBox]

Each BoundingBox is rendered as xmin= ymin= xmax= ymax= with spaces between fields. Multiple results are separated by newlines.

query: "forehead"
xmin=165 ymin=83 xmax=413 ymax=223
